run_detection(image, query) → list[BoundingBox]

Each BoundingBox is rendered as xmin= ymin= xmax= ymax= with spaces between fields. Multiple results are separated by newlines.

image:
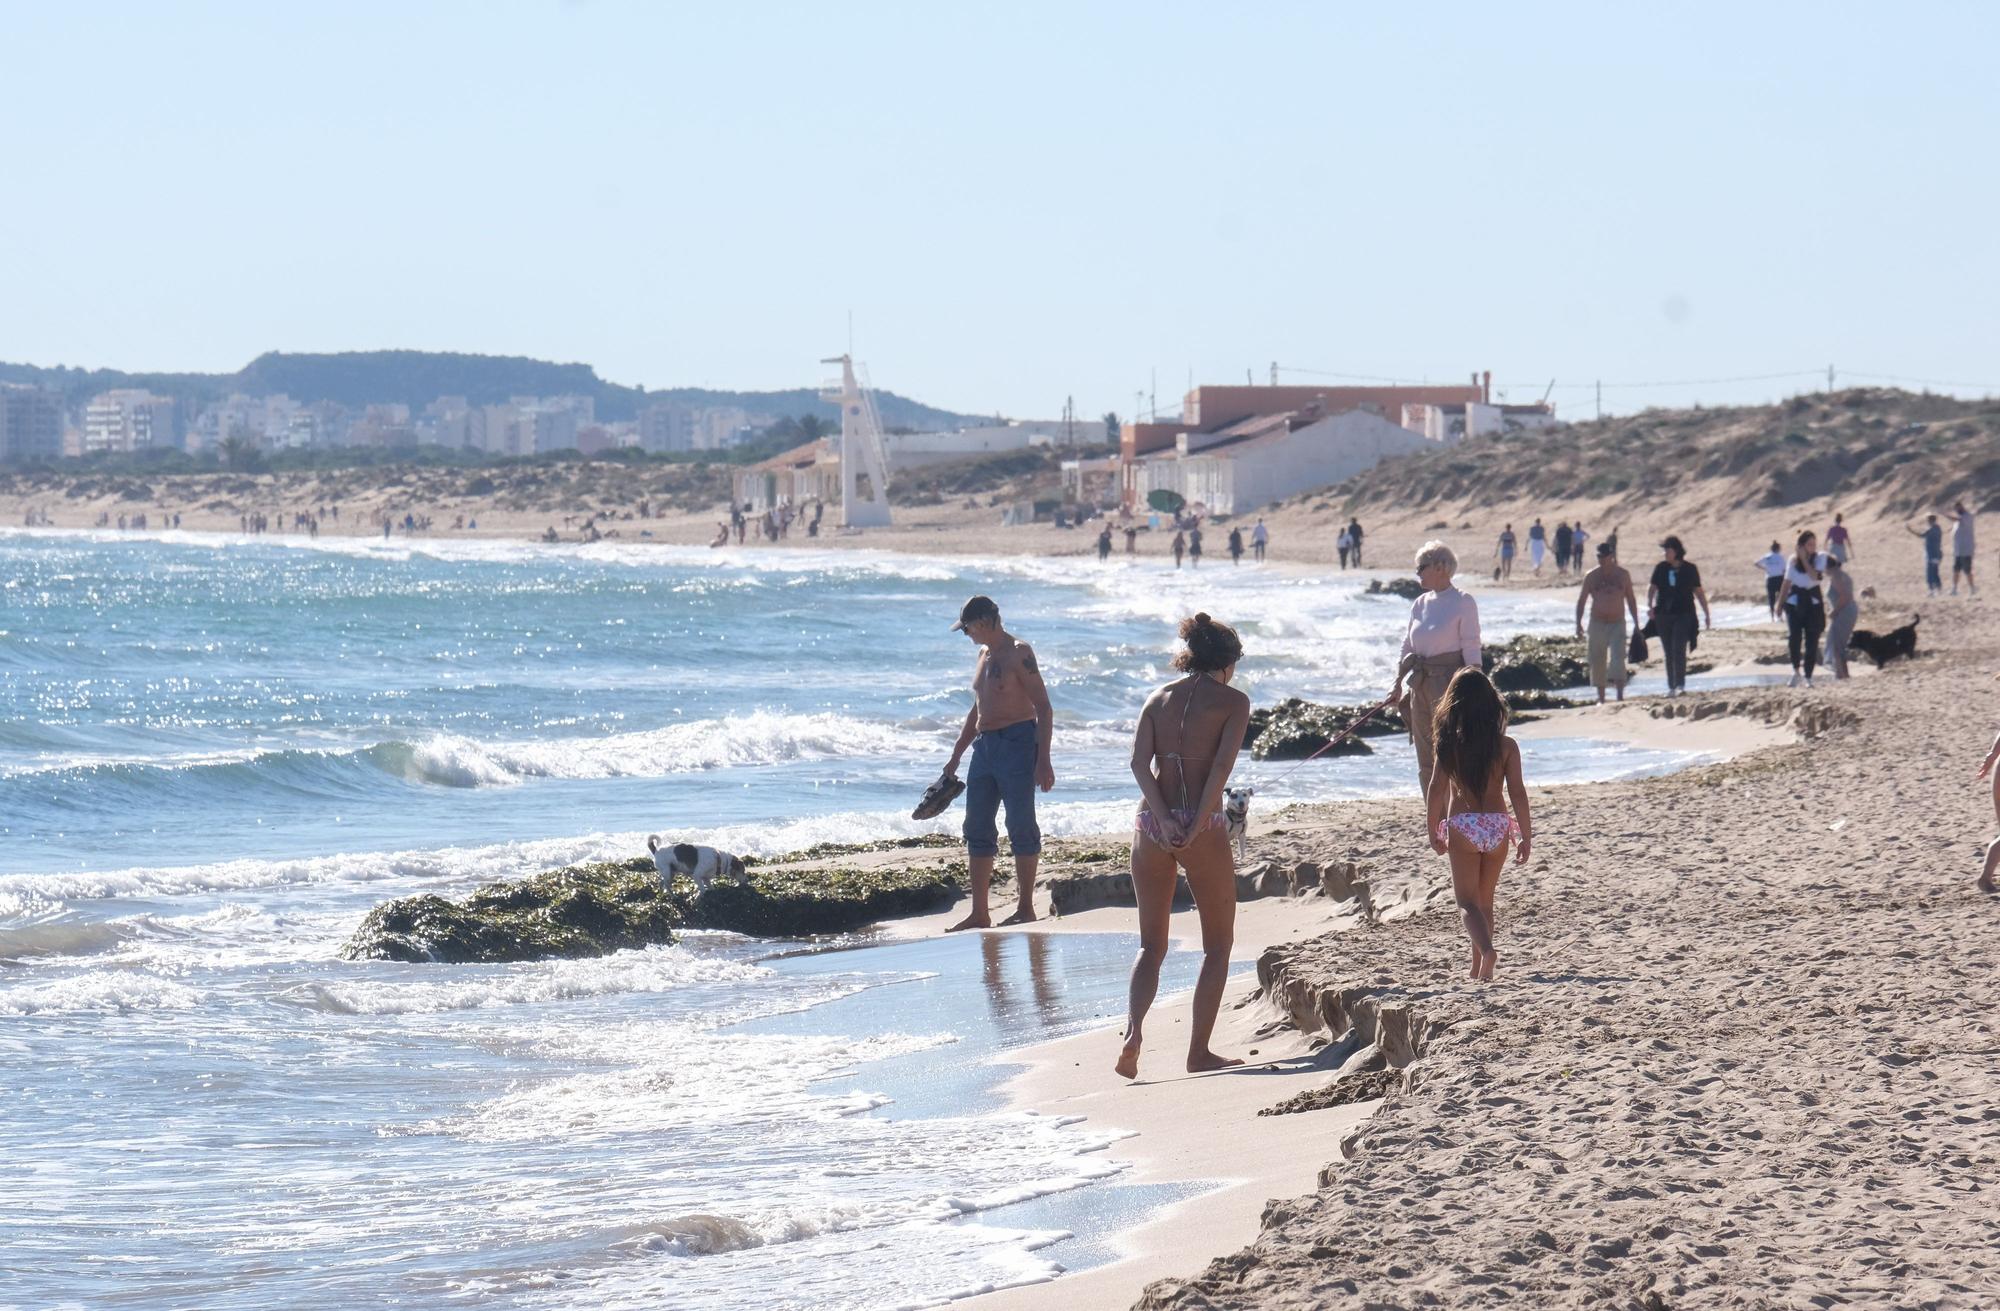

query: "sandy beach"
xmin=938 ymin=567 xmax=1997 ymax=1308
xmin=8 ymin=463 xmax=1992 ymax=1308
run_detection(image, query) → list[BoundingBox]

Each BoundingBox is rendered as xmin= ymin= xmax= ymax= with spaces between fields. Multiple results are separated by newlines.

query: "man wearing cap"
xmin=941 ymin=595 xmax=1055 ymax=930
xmin=1575 ymin=541 xmax=1640 ymax=703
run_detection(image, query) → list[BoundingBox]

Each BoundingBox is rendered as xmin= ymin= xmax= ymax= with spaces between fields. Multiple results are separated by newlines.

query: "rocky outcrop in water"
xmin=1481 ymin=633 xmax=1590 ymax=692
xmin=1248 ymin=698 xmax=1402 ymax=761
xmin=1365 ymin=577 xmax=1426 ymax=600
xmin=340 ymin=858 xmax=682 ymax=964
xmin=341 ymin=857 xmax=965 ymax=962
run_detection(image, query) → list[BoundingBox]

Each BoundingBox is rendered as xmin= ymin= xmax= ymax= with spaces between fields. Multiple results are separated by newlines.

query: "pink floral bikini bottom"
xmin=1135 ymin=808 xmax=1226 ymax=848
xmin=1436 ymin=812 xmax=1520 ymax=854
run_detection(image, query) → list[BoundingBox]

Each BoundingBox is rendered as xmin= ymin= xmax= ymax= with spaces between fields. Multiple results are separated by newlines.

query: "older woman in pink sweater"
xmin=1386 ymin=540 xmax=1483 ymax=800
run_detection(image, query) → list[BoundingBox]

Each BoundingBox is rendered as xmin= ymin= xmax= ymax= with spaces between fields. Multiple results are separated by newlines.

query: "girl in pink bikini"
xmin=1117 ymin=613 xmax=1252 ymax=1080
xmin=1426 ymin=667 xmax=1535 ymax=981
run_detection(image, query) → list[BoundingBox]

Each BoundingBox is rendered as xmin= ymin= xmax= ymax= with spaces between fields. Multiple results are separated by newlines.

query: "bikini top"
xmin=1157 ymin=673 xmax=1213 ymax=810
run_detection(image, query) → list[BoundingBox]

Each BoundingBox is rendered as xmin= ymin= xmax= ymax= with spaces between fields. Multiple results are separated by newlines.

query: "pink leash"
xmin=1258 ymin=695 xmax=1396 ymax=789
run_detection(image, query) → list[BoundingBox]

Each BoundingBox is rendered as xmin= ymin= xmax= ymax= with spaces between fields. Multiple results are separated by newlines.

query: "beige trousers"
xmin=1587 ymin=615 xmax=1628 ymax=690
xmin=1405 ymin=653 xmax=1467 ymax=796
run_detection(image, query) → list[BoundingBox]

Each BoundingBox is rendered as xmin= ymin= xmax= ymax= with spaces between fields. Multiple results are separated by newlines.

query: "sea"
xmin=0 ymin=528 xmax=1764 ymax=1309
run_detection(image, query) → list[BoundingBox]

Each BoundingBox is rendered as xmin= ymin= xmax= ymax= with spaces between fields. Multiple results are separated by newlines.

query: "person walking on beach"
xmin=1570 ymin=523 xmax=1589 ymax=574
xmin=1346 ymin=518 xmax=1365 ymax=567
xmin=1098 ymin=526 xmax=1113 ymax=562
xmin=940 ymin=595 xmax=1055 ymax=932
xmin=1976 ymin=717 xmax=2000 ymax=893
xmin=1124 ymin=525 xmax=1138 ymax=556
xmin=1528 ymin=518 xmax=1547 ymax=575
xmin=1575 ymin=541 xmax=1639 ymax=703
xmin=1251 ymin=517 xmax=1268 ymax=562
xmin=1427 ymin=667 xmax=1532 ymax=982
xmin=1554 ymin=520 xmax=1574 ymax=576
xmin=1773 ymin=530 xmax=1828 ymax=689
xmin=1823 ymin=556 xmax=1859 ymax=680
xmin=1826 ymin=512 xmax=1854 ymax=563
xmin=1646 ymin=536 xmax=1712 ymax=698
xmin=1948 ymin=501 xmax=1977 ymax=596
xmin=1495 ymin=525 xmax=1517 ymax=579
xmin=1908 ymin=514 xmax=1945 ymax=596
xmin=1171 ymin=530 xmax=1186 ymax=569
xmin=1755 ymin=540 xmax=1788 ymax=619
xmin=1118 ymin=612 xmax=1251 ymax=1079
xmin=1188 ymin=525 xmax=1204 ymax=567
xmin=1388 ymin=541 xmax=1483 ymax=801
xmin=1227 ymin=526 xmax=1244 ymax=565
xmin=1337 ymin=524 xmax=1353 ymax=570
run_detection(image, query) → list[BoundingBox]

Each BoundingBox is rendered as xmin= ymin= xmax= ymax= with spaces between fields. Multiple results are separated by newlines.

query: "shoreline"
xmin=862 ymin=700 xmax=1805 ymax=1311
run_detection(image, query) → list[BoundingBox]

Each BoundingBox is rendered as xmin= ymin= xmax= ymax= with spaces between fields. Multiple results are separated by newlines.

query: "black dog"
xmin=1846 ymin=614 xmax=1919 ymax=668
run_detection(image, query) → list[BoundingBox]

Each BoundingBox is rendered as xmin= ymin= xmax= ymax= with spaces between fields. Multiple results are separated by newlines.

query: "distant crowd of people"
xmin=1493 ymin=517 xmax=1595 ymax=579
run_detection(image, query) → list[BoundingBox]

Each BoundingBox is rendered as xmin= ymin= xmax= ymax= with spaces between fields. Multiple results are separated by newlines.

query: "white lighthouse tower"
xmin=822 ymin=354 xmax=892 ymax=529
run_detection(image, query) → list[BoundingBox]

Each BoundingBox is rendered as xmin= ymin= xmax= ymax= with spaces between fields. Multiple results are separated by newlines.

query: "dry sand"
xmin=11 ymin=470 xmax=1991 ymax=1308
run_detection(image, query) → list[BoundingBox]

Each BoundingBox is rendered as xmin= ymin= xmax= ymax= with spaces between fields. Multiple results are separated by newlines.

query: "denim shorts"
xmin=963 ymin=720 xmax=1041 ymax=858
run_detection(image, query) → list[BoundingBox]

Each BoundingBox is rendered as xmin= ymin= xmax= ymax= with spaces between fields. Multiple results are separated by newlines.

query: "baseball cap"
xmin=950 ymin=595 xmax=1000 ymax=631
xmin=1596 ymin=542 xmax=1614 ymax=557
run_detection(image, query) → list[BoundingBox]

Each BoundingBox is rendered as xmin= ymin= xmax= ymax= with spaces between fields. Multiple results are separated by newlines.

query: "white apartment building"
xmin=83 ymin=390 xmax=177 ymax=455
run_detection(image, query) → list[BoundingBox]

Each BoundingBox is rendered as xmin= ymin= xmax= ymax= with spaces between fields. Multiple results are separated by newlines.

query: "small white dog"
xmin=647 ymin=835 xmax=747 ymax=892
xmin=1223 ymin=787 xmax=1253 ymax=859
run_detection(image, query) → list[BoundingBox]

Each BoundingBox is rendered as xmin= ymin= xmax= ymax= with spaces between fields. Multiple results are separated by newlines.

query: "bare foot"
xmin=1115 ymin=1038 xmax=1141 ymax=1080
xmin=946 ymin=912 xmax=991 ymax=932
xmin=1979 ymin=876 xmax=1998 ymax=894
xmin=997 ymin=905 xmax=1038 ymax=926
xmin=1479 ymin=950 xmax=1498 ymax=982
xmin=1186 ymin=1049 xmax=1245 ymax=1073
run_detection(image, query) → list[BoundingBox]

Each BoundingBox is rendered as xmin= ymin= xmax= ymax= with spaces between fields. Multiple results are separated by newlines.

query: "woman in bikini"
xmin=1426 ymin=667 xmax=1534 ymax=982
xmin=1117 ymin=613 xmax=1252 ymax=1080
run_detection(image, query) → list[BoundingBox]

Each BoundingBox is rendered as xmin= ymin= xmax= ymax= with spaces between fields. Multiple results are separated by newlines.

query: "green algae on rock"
xmin=690 ymin=865 xmax=963 ymax=937
xmin=339 ymin=855 xmax=968 ymax=962
xmin=339 ymin=857 xmax=682 ymax=964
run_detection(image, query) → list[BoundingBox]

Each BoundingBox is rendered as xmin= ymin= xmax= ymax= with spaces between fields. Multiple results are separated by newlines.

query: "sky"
xmin=3 ymin=1 xmax=1996 ymax=420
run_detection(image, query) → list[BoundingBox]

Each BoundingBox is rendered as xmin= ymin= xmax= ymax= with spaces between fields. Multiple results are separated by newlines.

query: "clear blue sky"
xmin=4 ymin=1 xmax=1995 ymax=419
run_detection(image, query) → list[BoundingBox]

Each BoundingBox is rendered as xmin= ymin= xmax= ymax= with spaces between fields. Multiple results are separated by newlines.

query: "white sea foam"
xmin=375 ymin=711 xmax=937 ymax=788
xmin=0 ymin=970 xmax=205 ymax=1016
xmin=282 ymin=945 xmax=770 ymax=1016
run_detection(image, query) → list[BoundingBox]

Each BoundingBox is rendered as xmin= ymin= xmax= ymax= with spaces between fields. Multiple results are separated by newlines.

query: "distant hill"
xmin=0 ymin=350 xmax=988 ymax=431
xmin=1328 ymin=388 xmax=2000 ymax=520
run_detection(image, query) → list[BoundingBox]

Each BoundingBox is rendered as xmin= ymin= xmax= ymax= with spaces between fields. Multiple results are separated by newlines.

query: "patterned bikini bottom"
xmin=1134 ymin=808 xmax=1227 ymax=847
xmin=1436 ymin=812 xmax=1520 ymax=854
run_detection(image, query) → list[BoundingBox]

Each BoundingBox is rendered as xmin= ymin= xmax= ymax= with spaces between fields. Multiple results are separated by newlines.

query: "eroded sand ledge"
xmin=1117 ymin=607 xmax=1999 ymax=1310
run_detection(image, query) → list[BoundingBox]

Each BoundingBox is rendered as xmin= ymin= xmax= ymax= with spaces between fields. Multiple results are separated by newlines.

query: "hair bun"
xmin=1193 ymin=612 xmax=1210 ymax=626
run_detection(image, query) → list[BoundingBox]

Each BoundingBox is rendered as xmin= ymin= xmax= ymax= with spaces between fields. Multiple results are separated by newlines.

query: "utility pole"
xmin=1827 ymin=363 xmax=1836 ymax=393
xmin=1270 ymin=361 xmax=1278 ymax=386
xmin=1595 ymin=380 xmax=1602 ymax=420
xmin=1149 ymin=368 xmax=1156 ymax=423
xmin=1135 ymin=389 xmax=1145 ymax=423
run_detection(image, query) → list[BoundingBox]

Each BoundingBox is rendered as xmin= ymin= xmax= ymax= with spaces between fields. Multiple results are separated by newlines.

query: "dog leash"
xmin=1256 ymin=695 xmax=1396 ymax=790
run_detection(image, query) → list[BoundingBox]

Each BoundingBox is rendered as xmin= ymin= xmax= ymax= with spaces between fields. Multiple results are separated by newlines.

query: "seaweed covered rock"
xmin=690 ymin=865 xmax=961 ymax=937
xmin=1481 ymin=633 xmax=1590 ymax=692
xmin=340 ymin=857 xmax=681 ymax=963
xmin=1247 ymin=698 xmax=1402 ymax=761
xmin=1366 ymin=577 xmax=1425 ymax=601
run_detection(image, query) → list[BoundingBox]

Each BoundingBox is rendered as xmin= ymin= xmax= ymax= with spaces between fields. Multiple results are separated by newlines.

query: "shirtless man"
xmin=1575 ymin=542 xmax=1640 ymax=703
xmin=941 ymin=595 xmax=1056 ymax=930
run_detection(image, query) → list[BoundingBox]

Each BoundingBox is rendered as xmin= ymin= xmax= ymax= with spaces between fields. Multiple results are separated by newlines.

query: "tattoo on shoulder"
xmin=1021 ymin=650 xmax=1037 ymax=672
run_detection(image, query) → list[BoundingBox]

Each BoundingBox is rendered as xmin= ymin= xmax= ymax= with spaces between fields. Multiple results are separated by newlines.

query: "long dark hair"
xmin=1433 ymin=668 xmax=1508 ymax=797
xmin=1173 ymin=612 xmax=1242 ymax=673
xmin=1794 ymin=530 xmax=1821 ymax=580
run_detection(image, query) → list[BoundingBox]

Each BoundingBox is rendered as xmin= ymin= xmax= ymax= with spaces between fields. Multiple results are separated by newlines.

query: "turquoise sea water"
xmin=0 ymin=529 xmax=1760 ymax=1308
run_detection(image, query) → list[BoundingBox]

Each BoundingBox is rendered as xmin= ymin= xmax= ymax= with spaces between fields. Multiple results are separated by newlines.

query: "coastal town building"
xmin=83 ymin=390 xmax=178 ymax=455
xmin=731 ymin=437 xmax=840 ymax=513
xmin=639 ymin=401 xmax=761 ymax=454
xmin=1119 ymin=376 xmax=1553 ymax=513
xmin=884 ymin=417 xmax=1106 ymax=470
xmin=0 ymin=385 xmax=64 ymax=462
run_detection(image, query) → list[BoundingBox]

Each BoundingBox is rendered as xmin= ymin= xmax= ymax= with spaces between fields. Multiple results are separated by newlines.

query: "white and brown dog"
xmin=647 ymin=835 xmax=747 ymax=892
xmin=1223 ymin=787 xmax=1253 ymax=859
